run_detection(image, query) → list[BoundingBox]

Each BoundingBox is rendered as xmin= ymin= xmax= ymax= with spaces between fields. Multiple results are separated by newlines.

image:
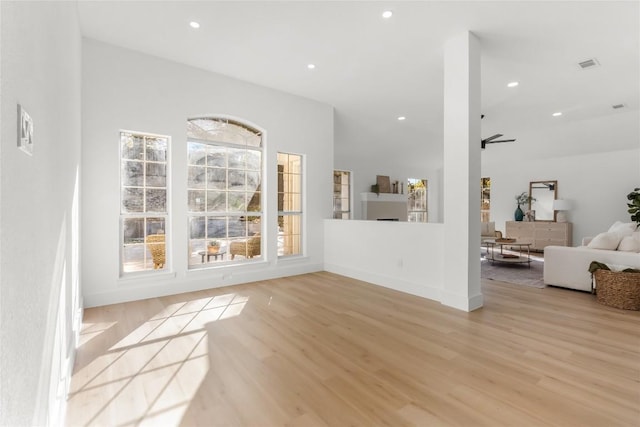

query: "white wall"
xmin=483 ymin=147 xmax=640 ymax=245
xmin=0 ymin=2 xmax=82 ymax=425
xmin=81 ymin=39 xmax=334 ymax=307
xmin=324 ymin=220 xmax=444 ymax=301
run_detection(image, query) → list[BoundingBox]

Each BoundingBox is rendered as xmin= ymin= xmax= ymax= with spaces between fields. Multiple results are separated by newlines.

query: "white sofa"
xmin=544 ymin=222 xmax=640 ymax=292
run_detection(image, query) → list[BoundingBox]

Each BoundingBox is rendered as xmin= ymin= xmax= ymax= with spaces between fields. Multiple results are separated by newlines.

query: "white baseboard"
xmin=83 ymin=262 xmax=324 ymax=307
xmin=324 ymin=262 xmax=442 ymax=302
xmin=440 ymin=291 xmax=484 ymax=312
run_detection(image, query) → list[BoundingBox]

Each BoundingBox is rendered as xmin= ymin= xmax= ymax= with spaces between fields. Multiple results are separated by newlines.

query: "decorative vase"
xmin=208 ymin=246 xmax=219 ymax=254
xmin=514 ymin=205 xmax=524 ymax=221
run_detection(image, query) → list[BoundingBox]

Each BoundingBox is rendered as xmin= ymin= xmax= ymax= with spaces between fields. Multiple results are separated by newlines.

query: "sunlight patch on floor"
xmin=67 ymin=293 xmax=248 ymax=426
xmin=78 ymin=321 xmax=118 ymax=347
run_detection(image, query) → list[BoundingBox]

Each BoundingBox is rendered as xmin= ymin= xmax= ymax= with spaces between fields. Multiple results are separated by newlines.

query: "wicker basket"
xmin=593 ymin=269 xmax=640 ymax=310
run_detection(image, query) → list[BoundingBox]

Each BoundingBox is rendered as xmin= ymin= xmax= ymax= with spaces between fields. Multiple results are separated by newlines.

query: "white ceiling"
xmin=77 ymin=1 xmax=640 ymax=169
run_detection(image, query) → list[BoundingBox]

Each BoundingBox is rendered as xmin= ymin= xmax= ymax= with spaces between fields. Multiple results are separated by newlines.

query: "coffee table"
xmin=198 ymin=250 xmax=226 ymax=263
xmin=484 ymin=239 xmax=532 ymax=267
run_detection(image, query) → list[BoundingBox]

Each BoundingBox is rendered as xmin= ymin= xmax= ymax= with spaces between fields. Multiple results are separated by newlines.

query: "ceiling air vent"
xmin=578 ymin=58 xmax=600 ymax=69
xmin=612 ymin=103 xmax=626 ymax=109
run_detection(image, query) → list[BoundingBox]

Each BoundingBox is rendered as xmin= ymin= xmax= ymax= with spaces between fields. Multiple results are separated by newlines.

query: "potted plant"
xmin=208 ymin=240 xmax=221 ymax=254
xmin=627 ymin=187 xmax=640 ymax=229
xmin=514 ymin=192 xmax=536 ymax=222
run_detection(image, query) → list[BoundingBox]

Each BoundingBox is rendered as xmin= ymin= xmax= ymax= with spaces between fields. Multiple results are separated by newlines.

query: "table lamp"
xmin=553 ymin=199 xmax=571 ymax=223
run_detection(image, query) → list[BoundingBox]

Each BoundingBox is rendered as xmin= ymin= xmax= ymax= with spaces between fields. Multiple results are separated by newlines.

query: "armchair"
xmin=146 ymin=234 xmax=166 ymax=269
xmin=230 ymin=234 xmax=261 ymax=260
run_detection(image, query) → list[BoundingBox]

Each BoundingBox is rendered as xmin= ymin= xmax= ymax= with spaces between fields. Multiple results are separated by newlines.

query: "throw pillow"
xmin=587 ymin=232 xmax=622 ymax=250
xmin=617 ymin=235 xmax=640 ymax=253
xmin=607 ymin=221 xmax=637 ymax=238
xmin=608 ymin=220 xmax=624 ymax=231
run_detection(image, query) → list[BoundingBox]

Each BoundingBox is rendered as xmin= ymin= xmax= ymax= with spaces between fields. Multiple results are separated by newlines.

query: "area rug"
xmin=481 ymin=249 xmax=546 ymax=288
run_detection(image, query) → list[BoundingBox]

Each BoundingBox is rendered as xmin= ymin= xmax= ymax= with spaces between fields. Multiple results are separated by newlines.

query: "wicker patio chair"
xmin=146 ymin=234 xmax=166 ymax=269
xmin=230 ymin=234 xmax=261 ymax=260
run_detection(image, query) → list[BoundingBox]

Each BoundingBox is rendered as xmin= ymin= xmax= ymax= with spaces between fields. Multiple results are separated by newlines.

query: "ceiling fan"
xmin=481 ymin=133 xmax=516 ymax=149
xmin=481 ymin=115 xmax=516 ymax=149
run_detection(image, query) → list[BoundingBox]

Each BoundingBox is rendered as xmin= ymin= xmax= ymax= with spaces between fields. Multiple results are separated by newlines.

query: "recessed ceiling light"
xmin=382 ymin=10 xmax=393 ymax=19
xmin=189 ymin=21 xmax=200 ymax=29
xmin=552 ymin=112 xmax=563 ymax=117
xmin=307 ymin=64 xmax=316 ymax=70
xmin=397 ymin=116 xmax=406 ymax=121
xmin=507 ymin=81 xmax=519 ymax=88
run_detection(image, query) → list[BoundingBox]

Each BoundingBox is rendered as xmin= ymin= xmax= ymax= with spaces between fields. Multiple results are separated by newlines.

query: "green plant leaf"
xmin=627 ymin=188 xmax=640 ymax=226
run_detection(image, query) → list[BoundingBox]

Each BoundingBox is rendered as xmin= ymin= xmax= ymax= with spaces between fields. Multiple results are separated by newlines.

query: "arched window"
xmin=186 ymin=117 xmax=263 ymax=268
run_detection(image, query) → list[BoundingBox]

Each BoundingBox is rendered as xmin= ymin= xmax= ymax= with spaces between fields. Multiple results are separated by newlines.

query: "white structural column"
xmin=441 ymin=31 xmax=482 ymax=311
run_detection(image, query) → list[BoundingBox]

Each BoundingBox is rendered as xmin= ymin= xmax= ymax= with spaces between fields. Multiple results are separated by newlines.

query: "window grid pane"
xmin=121 ymin=215 xmax=167 ymax=273
xmin=278 ymin=214 xmax=301 ymax=256
xmin=187 ymin=118 xmax=262 ymax=147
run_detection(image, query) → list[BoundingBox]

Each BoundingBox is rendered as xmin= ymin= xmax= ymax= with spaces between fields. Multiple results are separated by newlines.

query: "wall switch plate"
xmin=18 ymin=104 xmax=34 ymax=156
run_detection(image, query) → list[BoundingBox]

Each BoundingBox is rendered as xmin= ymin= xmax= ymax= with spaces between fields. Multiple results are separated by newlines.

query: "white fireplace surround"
xmin=360 ymin=192 xmax=408 ymax=221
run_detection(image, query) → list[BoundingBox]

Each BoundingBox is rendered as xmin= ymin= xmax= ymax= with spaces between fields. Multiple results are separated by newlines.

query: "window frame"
xmin=481 ymin=177 xmax=491 ymax=222
xmin=277 ymin=152 xmax=304 ymax=258
xmin=407 ymin=178 xmax=428 ymax=223
xmin=332 ymin=170 xmax=352 ymax=219
xmin=119 ymin=130 xmax=171 ymax=277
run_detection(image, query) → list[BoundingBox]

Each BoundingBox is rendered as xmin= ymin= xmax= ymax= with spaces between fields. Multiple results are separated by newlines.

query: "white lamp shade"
xmin=553 ymin=199 xmax=571 ymax=211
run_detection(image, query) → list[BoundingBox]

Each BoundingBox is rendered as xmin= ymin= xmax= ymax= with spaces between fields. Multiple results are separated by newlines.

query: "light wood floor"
xmin=66 ymin=273 xmax=640 ymax=426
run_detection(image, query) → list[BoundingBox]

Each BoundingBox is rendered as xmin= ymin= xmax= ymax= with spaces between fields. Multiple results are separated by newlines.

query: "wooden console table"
xmin=505 ymin=221 xmax=572 ymax=251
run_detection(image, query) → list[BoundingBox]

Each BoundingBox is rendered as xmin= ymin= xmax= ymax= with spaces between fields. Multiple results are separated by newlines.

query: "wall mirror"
xmin=529 ymin=180 xmax=557 ymax=221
